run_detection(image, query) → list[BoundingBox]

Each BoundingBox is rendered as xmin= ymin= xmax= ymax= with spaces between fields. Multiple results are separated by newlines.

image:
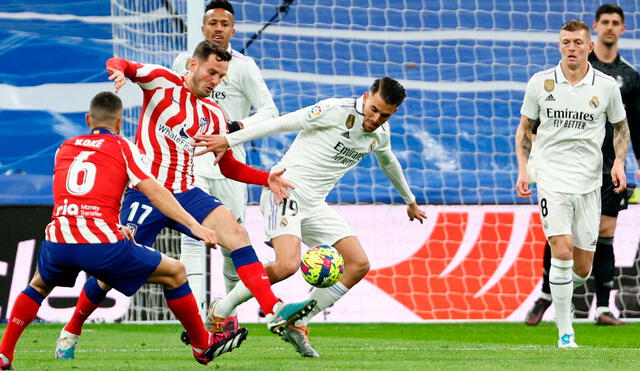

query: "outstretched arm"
xmin=515 ymin=115 xmax=537 ymax=199
xmin=611 ymin=118 xmax=630 ymax=193
xmin=106 ymin=58 xmax=183 ymax=93
xmin=217 ymin=149 xmax=294 ymax=202
xmin=193 ymin=109 xmax=307 ymax=157
xmin=375 ymin=149 xmax=425 ymax=223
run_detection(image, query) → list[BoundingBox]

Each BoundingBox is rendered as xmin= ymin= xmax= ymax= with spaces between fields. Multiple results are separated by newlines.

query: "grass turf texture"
xmin=2 ymin=322 xmax=639 ymax=370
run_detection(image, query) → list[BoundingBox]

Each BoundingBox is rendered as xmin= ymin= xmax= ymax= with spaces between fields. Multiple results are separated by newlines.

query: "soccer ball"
xmin=300 ymin=245 xmax=344 ymax=288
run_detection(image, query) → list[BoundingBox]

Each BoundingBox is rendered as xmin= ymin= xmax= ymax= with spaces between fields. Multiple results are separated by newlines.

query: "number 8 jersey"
xmin=46 ymin=128 xmax=153 ymax=244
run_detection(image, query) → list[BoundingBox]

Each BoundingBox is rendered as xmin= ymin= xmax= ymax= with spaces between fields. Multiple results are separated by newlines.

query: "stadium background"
xmin=1 ymin=0 xmax=640 ymax=323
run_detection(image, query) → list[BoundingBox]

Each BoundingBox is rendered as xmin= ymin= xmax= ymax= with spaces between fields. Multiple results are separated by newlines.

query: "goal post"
xmin=107 ymin=0 xmax=640 ymax=323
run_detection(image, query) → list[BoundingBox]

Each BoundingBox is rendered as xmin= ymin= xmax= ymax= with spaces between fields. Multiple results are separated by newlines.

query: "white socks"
xmin=214 ymin=281 xmax=253 ymax=318
xmin=180 ymin=234 xmax=207 ymax=320
xmin=295 ymin=282 xmax=349 ymax=327
xmin=572 ymin=270 xmax=589 ymax=289
xmin=221 ymin=247 xmax=240 ymax=294
xmin=549 ymin=258 xmax=574 ymax=336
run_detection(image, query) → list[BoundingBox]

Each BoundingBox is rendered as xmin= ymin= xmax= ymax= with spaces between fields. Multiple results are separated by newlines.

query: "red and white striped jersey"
xmin=107 ymin=58 xmax=231 ymax=192
xmin=45 ymin=128 xmax=152 ymax=244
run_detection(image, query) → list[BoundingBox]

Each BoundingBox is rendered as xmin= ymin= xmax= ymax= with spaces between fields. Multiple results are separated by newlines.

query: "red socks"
xmin=0 ymin=287 xmax=44 ymax=361
xmin=164 ymin=283 xmax=208 ymax=349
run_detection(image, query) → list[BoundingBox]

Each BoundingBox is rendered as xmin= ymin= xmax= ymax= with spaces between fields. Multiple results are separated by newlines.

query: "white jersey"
xmin=227 ymin=95 xmax=416 ymax=206
xmin=520 ymin=62 xmax=625 ymax=194
xmin=172 ymin=47 xmax=278 ymax=179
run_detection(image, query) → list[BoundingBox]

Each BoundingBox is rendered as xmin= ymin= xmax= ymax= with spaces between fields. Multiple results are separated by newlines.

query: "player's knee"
xmin=347 ymin=257 xmax=370 ymax=280
xmin=167 ymin=259 xmax=188 ymax=285
xmin=280 ymin=259 xmax=300 ymax=278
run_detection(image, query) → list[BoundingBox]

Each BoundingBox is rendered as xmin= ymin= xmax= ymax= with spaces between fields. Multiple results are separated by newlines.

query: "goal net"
xmin=110 ymin=0 xmax=640 ymax=322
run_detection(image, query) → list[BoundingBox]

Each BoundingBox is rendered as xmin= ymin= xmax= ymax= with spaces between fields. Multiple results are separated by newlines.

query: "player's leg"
xmin=177 ymin=188 xmax=315 ymax=333
xmin=525 ymin=241 xmax=553 ymax=325
xmin=279 ymin=205 xmax=360 ymax=358
xmin=147 ymin=253 xmax=247 ymax=364
xmin=208 ymin=178 xmax=245 ymax=331
xmin=593 ymin=180 xmax=627 ymax=325
xmin=56 ymin=188 xmax=168 ymax=353
xmin=0 ymin=269 xmax=54 ymax=369
xmin=538 ymin=187 xmax=578 ymax=347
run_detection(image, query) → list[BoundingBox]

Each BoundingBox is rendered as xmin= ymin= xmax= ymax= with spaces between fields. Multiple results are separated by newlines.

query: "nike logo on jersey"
xmin=341 ymin=131 xmax=350 ymax=139
xmin=545 ymin=94 xmax=555 ymax=102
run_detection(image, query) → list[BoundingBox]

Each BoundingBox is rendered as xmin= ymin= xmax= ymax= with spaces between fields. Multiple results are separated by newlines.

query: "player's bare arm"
xmin=407 ymin=202 xmax=426 ymax=224
xmin=515 ymin=115 xmax=537 ymax=199
xmin=193 ymin=134 xmax=230 ymax=163
xmin=136 ymin=178 xmax=217 ymax=247
xmin=267 ymin=169 xmax=295 ymax=203
xmin=611 ymin=118 xmax=630 ymax=193
xmin=107 ymin=67 xmax=127 ymax=93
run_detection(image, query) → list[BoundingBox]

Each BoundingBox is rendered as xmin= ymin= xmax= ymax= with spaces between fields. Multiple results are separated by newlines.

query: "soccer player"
xmin=194 ymin=77 xmax=426 ymax=357
xmin=171 ymin=0 xmax=279 ymax=330
xmin=0 ymin=92 xmax=248 ymax=369
xmin=525 ymin=4 xmax=640 ymax=327
xmin=515 ymin=19 xmax=629 ymax=347
xmin=54 ymin=41 xmax=316 ymax=359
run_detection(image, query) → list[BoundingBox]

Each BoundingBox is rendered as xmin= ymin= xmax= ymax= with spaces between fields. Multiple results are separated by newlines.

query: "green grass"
xmin=3 ymin=322 xmax=640 ymax=370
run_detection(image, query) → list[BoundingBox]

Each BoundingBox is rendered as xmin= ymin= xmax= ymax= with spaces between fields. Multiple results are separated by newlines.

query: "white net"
xmin=110 ymin=0 xmax=640 ymax=322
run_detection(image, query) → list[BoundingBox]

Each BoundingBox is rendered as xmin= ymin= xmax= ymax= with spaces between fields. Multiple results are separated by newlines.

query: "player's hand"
xmin=190 ymin=224 xmax=217 ymax=248
xmin=117 ymin=224 xmax=136 ymax=242
xmin=407 ymin=202 xmax=426 ymax=224
xmin=267 ymin=169 xmax=295 ymax=203
xmin=516 ymin=173 xmax=531 ymax=199
xmin=611 ymin=159 xmax=627 ymax=193
xmin=107 ymin=67 xmax=126 ymax=93
xmin=193 ymin=134 xmax=230 ymax=163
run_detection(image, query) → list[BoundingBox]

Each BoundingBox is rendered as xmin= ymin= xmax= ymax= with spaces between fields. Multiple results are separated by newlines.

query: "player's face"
xmin=559 ymin=29 xmax=593 ymax=70
xmin=201 ymin=8 xmax=235 ymax=50
xmin=189 ymin=55 xmax=229 ymax=98
xmin=362 ymin=91 xmax=398 ymax=132
xmin=593 ymin=13 xmax=625 ymax=47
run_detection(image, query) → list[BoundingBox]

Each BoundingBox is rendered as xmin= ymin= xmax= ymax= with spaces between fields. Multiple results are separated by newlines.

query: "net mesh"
xmin=110 ymin=0 xmax=640 ymax=322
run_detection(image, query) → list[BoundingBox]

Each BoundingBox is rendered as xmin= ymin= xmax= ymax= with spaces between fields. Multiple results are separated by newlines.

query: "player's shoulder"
xmin=618 ymin=56 xmax=638 ymax=73
xmin=172 ymin=50 xmax=193 ymax=75
xmin=593 ymin=68 xmax=618 ymax=87
xmin=529 ymin=66 xmax=556 ymax=82
xmin=230 ymin=49 xmax=260 ymax=70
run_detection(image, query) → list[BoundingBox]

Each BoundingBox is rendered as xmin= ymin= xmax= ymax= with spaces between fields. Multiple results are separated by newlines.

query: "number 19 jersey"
xmin=46 ymin=128 xmax=152 ymax=244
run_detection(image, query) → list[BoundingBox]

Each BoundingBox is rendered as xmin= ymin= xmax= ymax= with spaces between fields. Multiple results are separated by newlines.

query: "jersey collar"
xmin=89 ymin=127 xmax=115 ymax=135
xmin=554 ymin=61 xmax=596 ymax=86
xmin=355 ymin=94 xmax=365 ymax=116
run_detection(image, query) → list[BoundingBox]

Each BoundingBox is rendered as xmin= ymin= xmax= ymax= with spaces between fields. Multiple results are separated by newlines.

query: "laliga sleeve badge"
xmin=345 ymin=114 xmax=355 ymax=129
xmin=544 ymin=79 xmax=555 ymax=93
xmin=589 ymin=96 xmax=599 ymax=109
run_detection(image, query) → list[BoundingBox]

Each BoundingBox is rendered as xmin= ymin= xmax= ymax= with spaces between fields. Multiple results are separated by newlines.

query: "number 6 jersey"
xmin=46 ymin=127 xmax=153 ymax=244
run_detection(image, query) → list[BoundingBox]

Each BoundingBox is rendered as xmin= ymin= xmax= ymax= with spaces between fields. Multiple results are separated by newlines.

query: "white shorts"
xmin=259 ymin=188 xmax=354 ymax=247
xmin=195 ymin=175 xmax=247 ymax=225
xmin=537 ymin=187 xmax=601 ymax=252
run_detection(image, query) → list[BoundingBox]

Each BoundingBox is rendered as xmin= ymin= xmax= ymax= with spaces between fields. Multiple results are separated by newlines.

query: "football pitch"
xmin=3 ymin=322 xmax=639 ymax=370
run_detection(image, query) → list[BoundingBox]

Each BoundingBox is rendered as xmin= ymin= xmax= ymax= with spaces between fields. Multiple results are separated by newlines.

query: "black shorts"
xmin=601 ymin=175 xmax=627 ymax=217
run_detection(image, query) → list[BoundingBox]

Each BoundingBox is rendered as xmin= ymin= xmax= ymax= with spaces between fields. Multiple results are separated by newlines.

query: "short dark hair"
xmin=205 ymin=0 xmax=234 ymax=15
xmin=193 ymin=40 xmax=232 ymax=62
xmin=560 ymin=19 xmax=591 ymax=36
xmin=370 ymin=77 xmax=406 ymax=106
xmin=595 ymin=4 xmax=624 ymax=23
xmin=89 ymin=91 xmax=122 ymax=124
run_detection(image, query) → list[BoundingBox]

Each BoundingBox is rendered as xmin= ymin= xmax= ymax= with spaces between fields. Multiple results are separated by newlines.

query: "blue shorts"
xmin=120 ymin=187 xmax=223 ymax=246
xmin=37 ymin=239 xmax=162 ymax=296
